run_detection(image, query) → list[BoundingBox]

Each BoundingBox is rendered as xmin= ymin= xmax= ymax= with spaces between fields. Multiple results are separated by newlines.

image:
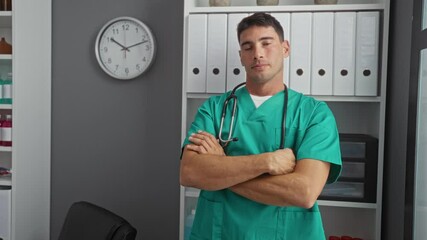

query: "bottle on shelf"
xmin=2 ymin=73 xmax=12 ymax=104
xmin=0 ymin=114 xmax=11 ymax=147
xmin=257 ymin=0 xmax=279 ymax=6
xmin=0 ymin=114 xmax=2 ymax=145
xmin=209 ymin=0 xmax=230 ymax=7
xmin=0 ymin=37 xmax=12 ymax=54
xmin=0 ymin=167 xmax=11 ymax=176
xmin=0 ymin=78 xmax=3 ymax=104
xmin=314 ymin=0 xmax=338 ymax=4
xmin=0 ymin=0 xmax=12 ymax=11
xmin=184 ymin=209 xmax=196 ymax=240
xmin=328 ymin=236 xmax=341 ymax=240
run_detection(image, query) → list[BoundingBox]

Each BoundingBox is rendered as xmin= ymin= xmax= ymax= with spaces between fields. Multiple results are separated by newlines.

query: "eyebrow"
xmin=240 ymin=36 xmax=275 ymax=47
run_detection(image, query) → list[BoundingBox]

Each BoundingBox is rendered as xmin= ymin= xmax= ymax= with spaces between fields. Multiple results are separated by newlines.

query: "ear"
xmin=282 ymin=40 xmax=290 ymax=58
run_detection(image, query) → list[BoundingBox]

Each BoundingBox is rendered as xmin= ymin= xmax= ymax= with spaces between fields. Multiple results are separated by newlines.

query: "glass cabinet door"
xmin=423 ymin=0 xmax=427 ymax=30
xmin=414 ymin=48 xmax=427 ymax=240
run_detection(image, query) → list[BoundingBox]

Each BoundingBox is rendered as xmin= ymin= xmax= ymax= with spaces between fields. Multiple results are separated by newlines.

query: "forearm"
xmin=180 ymin=148 xmax=270 ymax=191
xmin=230 ymin=173 xmax=311 ymax=208
xmin=230 ymin=159 xmax=330 ymax=208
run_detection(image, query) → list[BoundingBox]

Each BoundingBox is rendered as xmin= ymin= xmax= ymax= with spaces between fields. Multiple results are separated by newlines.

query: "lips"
xmin=251 ymin=63 xmax=268 ymax=70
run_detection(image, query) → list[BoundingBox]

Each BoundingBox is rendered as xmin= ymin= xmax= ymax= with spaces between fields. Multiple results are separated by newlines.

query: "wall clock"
xmin=95 ymin=16 xmax=157 ymax=80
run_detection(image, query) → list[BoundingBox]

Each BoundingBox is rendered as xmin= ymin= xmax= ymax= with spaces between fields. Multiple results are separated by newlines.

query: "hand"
xmin=187 ymin=130 xmax=225 ymax=156
xmin=126 ymin=40 xmax=148 ymax=50
xmin=265 ymin=148 xmax=296 ymax=175
xmin=110 ymin=38 xmax=129 ymax=52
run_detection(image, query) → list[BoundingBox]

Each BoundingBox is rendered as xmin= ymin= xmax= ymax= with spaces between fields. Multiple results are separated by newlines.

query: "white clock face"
xmin=95 ymin=17 xmax=156 ymax=80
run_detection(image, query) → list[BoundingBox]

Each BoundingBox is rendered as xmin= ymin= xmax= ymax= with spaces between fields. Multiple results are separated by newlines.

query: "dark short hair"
xmin=237 ymin=12 xmax=284 ymax=42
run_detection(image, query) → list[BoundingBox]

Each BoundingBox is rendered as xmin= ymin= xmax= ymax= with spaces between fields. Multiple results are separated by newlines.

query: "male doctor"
xmin=180 ymin=12 xmax=342 ymax=240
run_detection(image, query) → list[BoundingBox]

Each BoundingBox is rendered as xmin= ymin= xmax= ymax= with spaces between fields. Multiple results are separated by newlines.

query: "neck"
xmin=246 ymin=78 xmax=285 ymax=96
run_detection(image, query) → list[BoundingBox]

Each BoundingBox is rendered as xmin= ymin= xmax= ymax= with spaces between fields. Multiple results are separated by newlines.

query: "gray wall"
xmin=51 ymin=1 xmax=183 ymax=239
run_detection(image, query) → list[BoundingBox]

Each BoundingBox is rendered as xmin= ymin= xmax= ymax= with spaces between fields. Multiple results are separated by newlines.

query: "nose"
xmin=253 ymin=45 xmax=264 ymax=60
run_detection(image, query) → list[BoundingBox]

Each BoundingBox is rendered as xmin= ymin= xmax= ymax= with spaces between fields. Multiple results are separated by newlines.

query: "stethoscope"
xmin=218 ymin=82 xmax=289 ymax=149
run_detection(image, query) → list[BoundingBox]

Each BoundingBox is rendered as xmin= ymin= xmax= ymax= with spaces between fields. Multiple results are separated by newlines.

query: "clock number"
xmin=115 ymin=65 xmax=119 ymax=71
xmin=122 ymin=24 xmax=130 ymax=31
xmin=145 ymin=45 xmax=150 ymax=51
xmin=136 ymin=64 xmax=141 ymax=71
xmin=142 ymin=35 xmax=147 ymax=42
xmin=112 ymin=28 xmax=119 ymax=35
xmin=143 ymin=57 xmax=146 ymax=62
xmin=125 ymin=68 xmax=129 ymax=75
xmin=103 ymin=47 xmax=108 ymax=53
xmin=135 ymin=27 xmax=139 ymax=33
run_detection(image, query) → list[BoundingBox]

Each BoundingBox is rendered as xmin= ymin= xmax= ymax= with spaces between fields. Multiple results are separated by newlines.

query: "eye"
xmin=241 ymin=44 xmax=252 ymax=51
xmin=262 ymin=41 xmax=272 ymax=46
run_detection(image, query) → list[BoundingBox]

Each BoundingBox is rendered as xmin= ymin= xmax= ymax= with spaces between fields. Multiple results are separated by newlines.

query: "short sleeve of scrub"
xmin=296 ymin=102 xmax=342 ymax=183
xmin=182 ymin=97 xmax=219 ymax=149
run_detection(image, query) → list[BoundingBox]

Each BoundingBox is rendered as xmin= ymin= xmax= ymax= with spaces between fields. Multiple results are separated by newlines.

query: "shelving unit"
xmin=0 ymin=1 xmax=52 ymax=240
xmin=0 ymin=9 xmax=13 ymax=240
xmin=180 ymin=0 xmax=389 ymax=239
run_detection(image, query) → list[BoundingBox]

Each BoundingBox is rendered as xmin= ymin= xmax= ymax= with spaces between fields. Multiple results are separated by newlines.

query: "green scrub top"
xmin=183 ymin=87 xmax=342 ymax=240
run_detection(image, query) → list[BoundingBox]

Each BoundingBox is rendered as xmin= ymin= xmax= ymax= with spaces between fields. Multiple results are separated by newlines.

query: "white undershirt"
xmin=250 ymin=94 xmax=273 ymax=108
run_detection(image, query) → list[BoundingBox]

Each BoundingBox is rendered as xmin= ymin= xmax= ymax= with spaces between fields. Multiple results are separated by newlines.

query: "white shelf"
xmin=0 ymin=176 xmax=11 ymax=186
xmin=185 ymin=188 xmax=200 ymax=198
xmin=188 ymin=3 xmax=385 ymax=13
xmin=0 ymin=146 xmax=12 ymax=152
xmin=187 ymin=93 xmax=383 ymax=102
xmin=0 ymin=104 xmax=12 ymax=109
xmin=318 ymin=200 xmax=377 ymax=209
xmin=314 ymin=95 xmax=383 ymax=102
xmin=185 ymin=187 xmax=377 ymax=209
xmin=0 ymin=11 xmax=12 ymax=16
xmin=0 ymin=54 xmax=12 ymax=60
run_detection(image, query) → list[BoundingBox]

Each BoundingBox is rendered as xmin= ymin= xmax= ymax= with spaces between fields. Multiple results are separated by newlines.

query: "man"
xmin=180 ymin=12 xmax=342 ymax=240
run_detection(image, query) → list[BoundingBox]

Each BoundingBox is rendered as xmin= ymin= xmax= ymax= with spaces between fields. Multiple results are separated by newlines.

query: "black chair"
xmin=58 ymin=201 xmax=137 ymax=240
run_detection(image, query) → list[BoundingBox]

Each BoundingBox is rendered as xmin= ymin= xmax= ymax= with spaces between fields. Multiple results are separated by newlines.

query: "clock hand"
xmin=110 ymin=37 xmax=130 ymax=52
xmin=126 ymin=40 xmax=148 ymax=50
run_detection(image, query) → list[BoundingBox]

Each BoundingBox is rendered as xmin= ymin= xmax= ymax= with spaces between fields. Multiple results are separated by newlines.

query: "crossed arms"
xmin=180 ymin=131 xmax=330 ymax=209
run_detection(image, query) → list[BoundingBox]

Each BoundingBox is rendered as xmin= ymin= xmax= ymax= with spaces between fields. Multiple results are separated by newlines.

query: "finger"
xmin=189 ymin=134 xmax=208 ymax=147
xmin=189 ymin=134 xmax=221 ymax=155
xmin=196 ymin=131 xmax=221 ymax=148
xmin=186 ymin=144 xmax=207 ymax=154
xmin=190 ymin=133 xmax=215 ymax=149
xmin=197 ymin=130 xmax=217 ymax=139
xmin=197 ymin=131 xmax=220 ymax=146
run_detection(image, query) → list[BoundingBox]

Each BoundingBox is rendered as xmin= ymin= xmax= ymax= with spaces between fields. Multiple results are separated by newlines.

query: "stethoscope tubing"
xmin=219 ymin=82 xmax=288 ymax=149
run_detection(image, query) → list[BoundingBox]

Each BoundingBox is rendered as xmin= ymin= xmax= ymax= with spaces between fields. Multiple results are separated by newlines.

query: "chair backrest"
xmin=58 ymin=201 xmax=137 ymax=240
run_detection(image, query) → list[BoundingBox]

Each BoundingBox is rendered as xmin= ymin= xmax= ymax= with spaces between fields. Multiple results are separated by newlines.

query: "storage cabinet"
xmin=0 ymin=9 xmax=13 ymax=240
xmin=180 ymin=0 xmax=389 ymax=239
xmin=0 ymin=1 xmax=51 ymax=239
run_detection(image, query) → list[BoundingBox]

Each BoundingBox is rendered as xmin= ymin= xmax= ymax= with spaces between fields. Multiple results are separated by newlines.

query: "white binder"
xmin=271 ymin=12 xmax=291 ymax=88
xmin=207 ymin=14 xmax=227 ymax=93
xmin=290 ymin=13 xmax=312 ymax=95
xmin=333 ymin=12 xmax=357 ymax=96
xmin=311 ymin=12 xmax=334 ymax=95
xmin=226 ymin=13 xmax=248 ymax=91
xmin=355 ymin=11 xmax=380 ymax=96
xmin=187 ymin=14 xmax=207 ymax=93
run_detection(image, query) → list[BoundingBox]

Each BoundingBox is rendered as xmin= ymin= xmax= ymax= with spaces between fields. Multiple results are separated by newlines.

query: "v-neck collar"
xmin=235 ymin=87 xmax=286 ymax=120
